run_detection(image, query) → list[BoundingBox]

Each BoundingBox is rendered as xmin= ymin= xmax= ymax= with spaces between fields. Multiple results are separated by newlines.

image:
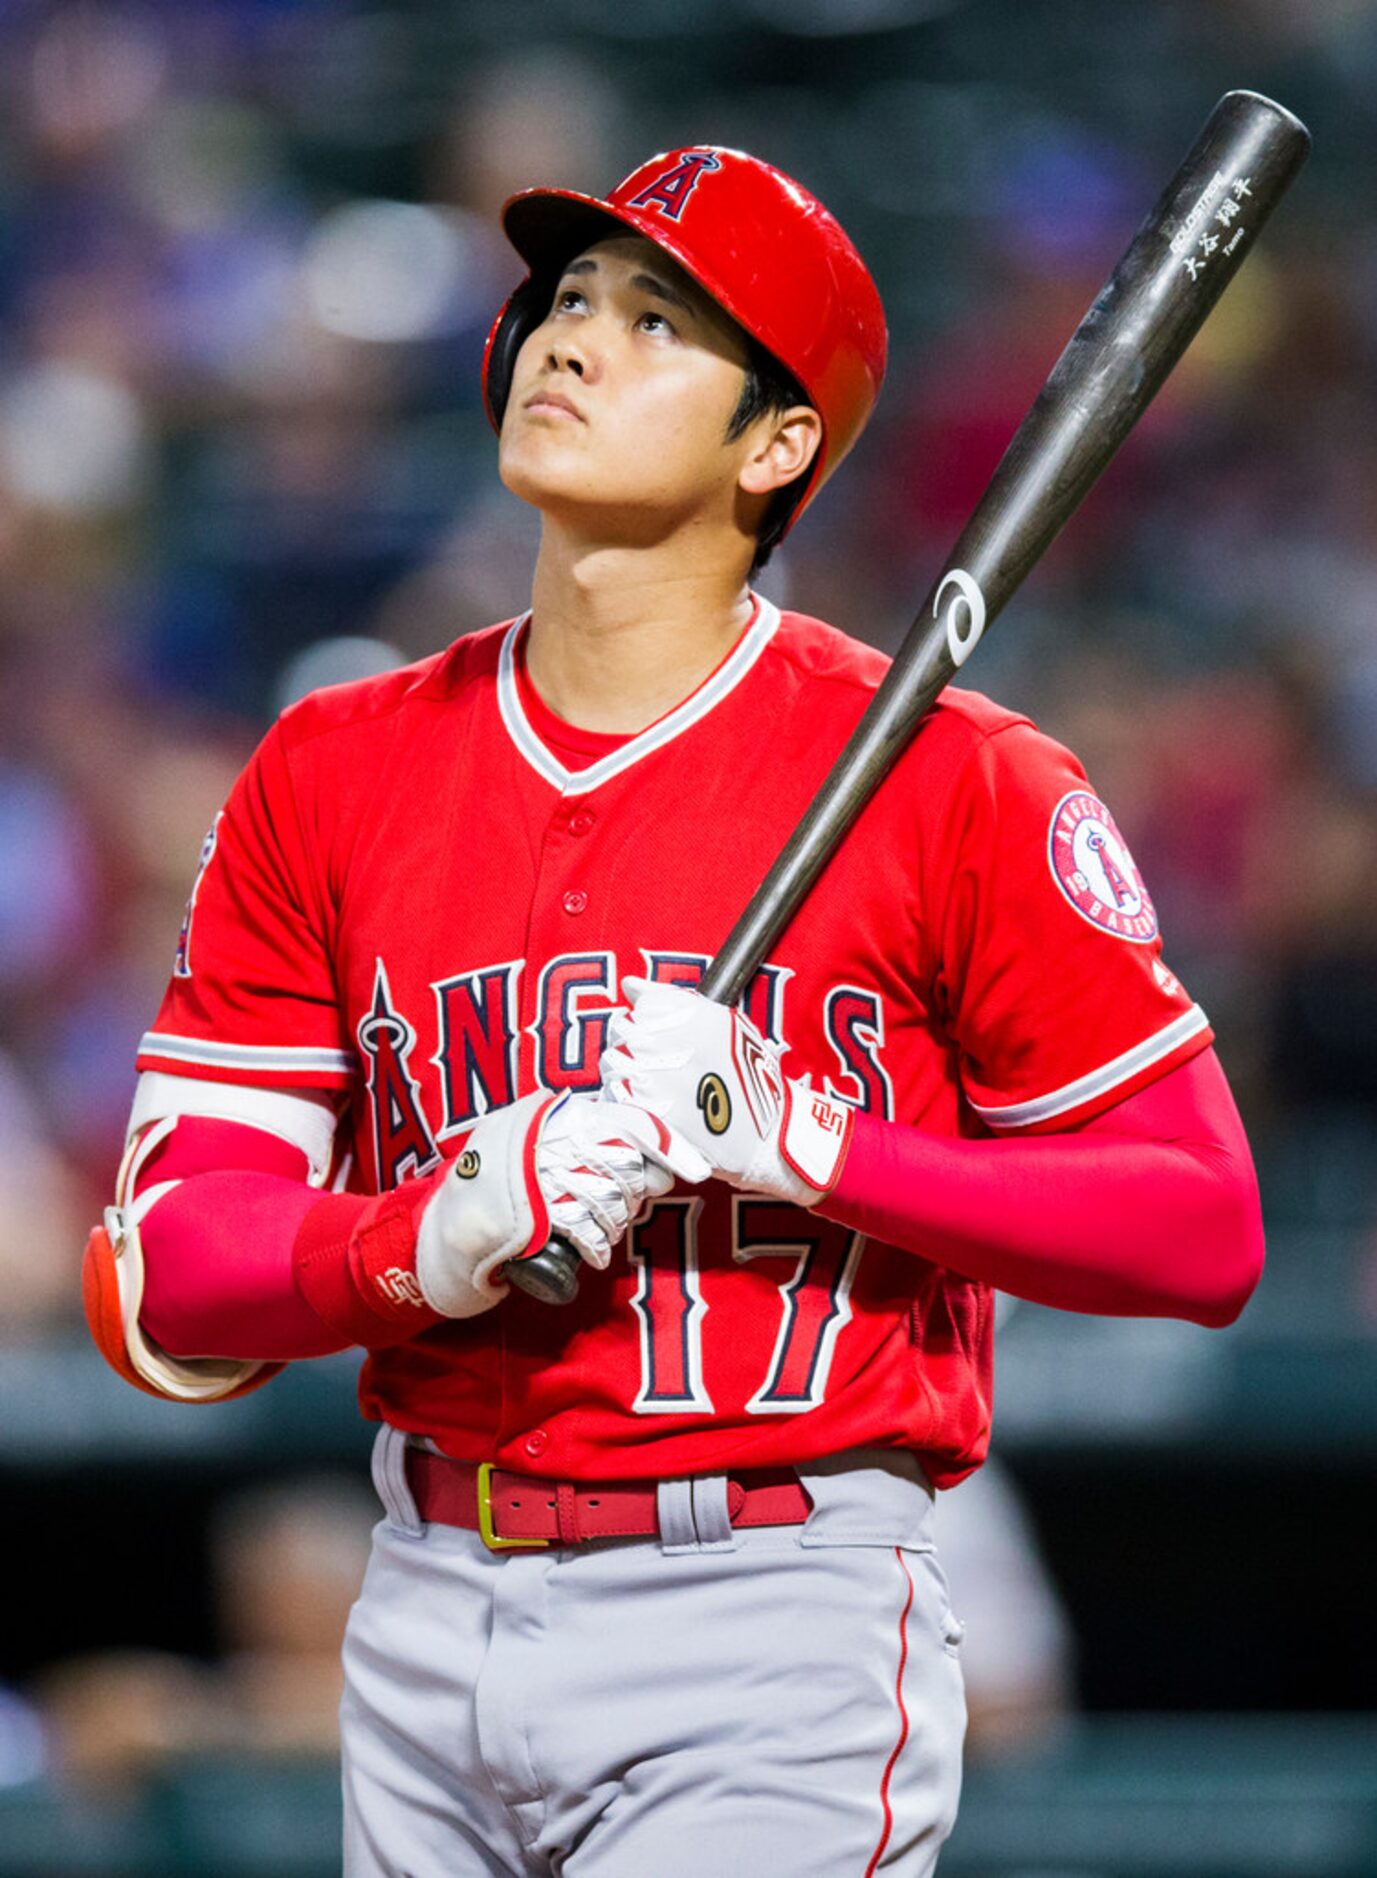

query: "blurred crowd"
xmin=0 ymin=0 xmax=1374 ymax=1837
xmin=2 ymin=0 xmax=1375 ymax=1339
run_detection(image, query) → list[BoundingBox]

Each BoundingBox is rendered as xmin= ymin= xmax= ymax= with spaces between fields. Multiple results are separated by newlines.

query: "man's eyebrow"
xmin=630 ymin=270 xmax=696 ymax=315
xmin=558 ymin=256 xmax=698 ymax=317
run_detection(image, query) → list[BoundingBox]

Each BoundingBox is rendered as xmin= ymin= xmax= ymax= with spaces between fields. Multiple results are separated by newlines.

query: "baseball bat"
xmin=508 ymin=87 xmax=1310 ymax=1307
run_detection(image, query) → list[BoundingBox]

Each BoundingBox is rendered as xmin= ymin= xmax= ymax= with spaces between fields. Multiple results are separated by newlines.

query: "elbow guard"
xmin=83 ymin=1116 xmax=284 ymax=1404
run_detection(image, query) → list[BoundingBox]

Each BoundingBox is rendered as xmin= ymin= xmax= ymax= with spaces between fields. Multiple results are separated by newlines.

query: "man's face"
xmin=498 ymin=234 xmax=758 ymax=534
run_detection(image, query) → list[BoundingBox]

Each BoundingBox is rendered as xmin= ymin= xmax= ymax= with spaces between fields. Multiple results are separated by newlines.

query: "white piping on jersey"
xmin=968 ymin=1003 xmax=1211 ymax=1130
xmin=497 ymin=595 xmax=782 ymax=794
xmin=138 ymin=1031 xmax=356 ymax=1080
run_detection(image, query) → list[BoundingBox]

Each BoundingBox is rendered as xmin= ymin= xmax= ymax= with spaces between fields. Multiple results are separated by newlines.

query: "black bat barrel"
xmin=510 ymin=90 xmax=1310 ymax=1306
xmin=708 ymin=89 xmax=1310 ymax=1003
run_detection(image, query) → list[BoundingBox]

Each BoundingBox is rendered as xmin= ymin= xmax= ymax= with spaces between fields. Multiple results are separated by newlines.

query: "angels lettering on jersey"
xmin=135 ymin=610 xmax=1213 ymax=1478
xmin=358 ymin=950 xmax=893 ymax=1192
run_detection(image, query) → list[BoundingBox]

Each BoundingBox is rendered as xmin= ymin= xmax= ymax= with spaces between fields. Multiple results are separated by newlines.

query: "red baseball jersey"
xmin=138 ymin=600 xmax=1211 ymax=1487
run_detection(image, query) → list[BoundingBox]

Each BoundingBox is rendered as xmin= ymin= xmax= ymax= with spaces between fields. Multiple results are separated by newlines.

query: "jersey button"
xmin=567 ymin=809 xmax=595 ymax=836
xmin=523 ymin=1430 xmax=549 ymax=1459
xmin=562 ymin=889 xmax=588 ymax=916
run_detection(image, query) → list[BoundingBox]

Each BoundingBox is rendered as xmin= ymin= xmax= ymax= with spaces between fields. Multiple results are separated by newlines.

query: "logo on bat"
xmin=934 ymin=568 xmax=986 ymax=668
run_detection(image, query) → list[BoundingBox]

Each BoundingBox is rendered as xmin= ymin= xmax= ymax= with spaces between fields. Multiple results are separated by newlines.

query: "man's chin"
xmin=499 ymin=449 xmax=599 ymax=513
xmin=501 ymin=467 xmax=663 ymax=531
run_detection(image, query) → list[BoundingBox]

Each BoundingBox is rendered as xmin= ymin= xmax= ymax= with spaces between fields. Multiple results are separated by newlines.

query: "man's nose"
xmin=547 ymin=330 xmax=598 ymax=381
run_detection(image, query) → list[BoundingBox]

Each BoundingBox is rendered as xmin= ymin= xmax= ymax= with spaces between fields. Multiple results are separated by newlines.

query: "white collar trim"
xmin=498 ymin=596 xmax=781 ymax=795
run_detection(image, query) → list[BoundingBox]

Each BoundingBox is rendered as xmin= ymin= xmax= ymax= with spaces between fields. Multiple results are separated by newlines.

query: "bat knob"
xmin=505 ymin=1237 xmax=583 ymax=1306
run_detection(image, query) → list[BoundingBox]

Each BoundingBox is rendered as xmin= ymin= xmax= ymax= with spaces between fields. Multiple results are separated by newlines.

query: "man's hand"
xmin=416 ymin=1090 xmax=702 ymax=1317
xmin=600 ymin=978 xmax=855 ymax=1206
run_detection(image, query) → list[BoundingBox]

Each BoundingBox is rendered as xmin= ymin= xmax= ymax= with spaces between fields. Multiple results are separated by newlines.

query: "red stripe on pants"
xmin=865 ymin=1547 xmax=915 ymax=1875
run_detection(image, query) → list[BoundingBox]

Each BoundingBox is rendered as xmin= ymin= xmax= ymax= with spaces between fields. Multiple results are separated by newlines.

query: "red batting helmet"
xmin=482 ymin=145 xmax=888 ymax=541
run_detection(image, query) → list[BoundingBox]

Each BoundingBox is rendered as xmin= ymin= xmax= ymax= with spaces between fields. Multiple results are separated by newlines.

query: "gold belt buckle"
xmin=476 ymin=1461 xmax=551 ymax=1551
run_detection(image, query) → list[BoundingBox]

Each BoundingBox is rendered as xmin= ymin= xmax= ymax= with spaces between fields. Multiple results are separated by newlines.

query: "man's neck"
xmin=525 ymin=527 xmax=758 ymax=734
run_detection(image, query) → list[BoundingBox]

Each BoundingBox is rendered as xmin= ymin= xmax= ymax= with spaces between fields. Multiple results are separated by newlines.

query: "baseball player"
xmin=85 ymin=147 xmax=1264 ymax=1875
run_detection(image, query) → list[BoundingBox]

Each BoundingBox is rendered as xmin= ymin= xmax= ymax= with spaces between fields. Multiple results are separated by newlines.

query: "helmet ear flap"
xmin=483 ymin=273 xmax=555 ymax=430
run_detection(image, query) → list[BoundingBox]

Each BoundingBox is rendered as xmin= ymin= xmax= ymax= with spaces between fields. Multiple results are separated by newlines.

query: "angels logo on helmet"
xmin=626 ymin=149 xmax=723 ymax=221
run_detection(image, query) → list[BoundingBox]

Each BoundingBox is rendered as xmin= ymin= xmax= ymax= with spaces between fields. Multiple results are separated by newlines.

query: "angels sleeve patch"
xmin=173 ymin=811 xmax=223 ymax=979
xmin=1046 ymin=790 xmax=1158 ymax=943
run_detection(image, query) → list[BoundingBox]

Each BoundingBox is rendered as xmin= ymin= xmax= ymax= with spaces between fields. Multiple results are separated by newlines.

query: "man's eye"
xmin=638 ymin=310 xmax=674 ymax=335
xmin=554 ymin=288 xmax=586 ymax=312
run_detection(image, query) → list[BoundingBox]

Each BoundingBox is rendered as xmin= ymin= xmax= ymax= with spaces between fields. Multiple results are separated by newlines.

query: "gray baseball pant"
xmin=341 ymin=1427 xmax=966 ymax=1876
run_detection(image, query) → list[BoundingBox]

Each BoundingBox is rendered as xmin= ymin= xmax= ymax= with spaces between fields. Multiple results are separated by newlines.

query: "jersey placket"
xmin=519 ymin=788 xmax=616 ymax=1105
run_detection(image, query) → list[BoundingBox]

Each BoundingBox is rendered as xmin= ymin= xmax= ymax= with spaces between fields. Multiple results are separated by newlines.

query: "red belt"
xmin=406 ymin=1447 xmax=812 ymax=1550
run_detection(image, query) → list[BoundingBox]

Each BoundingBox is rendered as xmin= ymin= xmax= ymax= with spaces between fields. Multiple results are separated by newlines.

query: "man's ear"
xmin=737 ymin=405 xmax=823 ymax=498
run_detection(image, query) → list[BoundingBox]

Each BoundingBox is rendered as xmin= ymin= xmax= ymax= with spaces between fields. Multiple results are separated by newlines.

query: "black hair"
xmin=725 ymin=337 xmax=815 ymax=575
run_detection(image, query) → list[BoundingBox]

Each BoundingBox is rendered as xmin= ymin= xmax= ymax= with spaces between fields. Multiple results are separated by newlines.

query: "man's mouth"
xmin=523 ymin=390 xmax=585 ymax=422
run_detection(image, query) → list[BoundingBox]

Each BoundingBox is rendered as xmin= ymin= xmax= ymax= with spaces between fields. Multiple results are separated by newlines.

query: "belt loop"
xmin=690 ymin=1475 xmax=739 ymax=1552
xmin=372 ymin=1425 xmax=424 ymax=1537
xmin=657 ymin=1479 xmax=699 ymax=1554
xmin=555 ymin=1482 xmax=582 ymax=1545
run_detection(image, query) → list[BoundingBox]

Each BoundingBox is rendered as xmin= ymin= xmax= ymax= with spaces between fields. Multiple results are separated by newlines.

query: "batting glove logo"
xmin=809 ymin=1096 xmax=849 ymax=1136
xmin=729 ymin=1017 xmax=785 ymax=1139
xmin=696 ymin=1073 xmax=732 ymax=1136
xmin=375 ymin=1267 xmax=426 ymax=1309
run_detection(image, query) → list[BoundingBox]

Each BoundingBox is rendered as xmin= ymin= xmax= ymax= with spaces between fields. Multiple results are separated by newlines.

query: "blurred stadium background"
xmin=1 ymin=0 xmax=1374 ymax=1872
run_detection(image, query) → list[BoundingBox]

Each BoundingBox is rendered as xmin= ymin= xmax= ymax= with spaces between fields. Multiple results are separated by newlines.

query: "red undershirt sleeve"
xmin=133 ymin=1117 xmax=447 ymax=1360
xmin=821 ymin=1048 xmax=1264 ymax=1327
xmin=139 ymin=1176 xmax=450 ymax=1358
xmin=136 ymin=1049 xmax=1262 ymax=1361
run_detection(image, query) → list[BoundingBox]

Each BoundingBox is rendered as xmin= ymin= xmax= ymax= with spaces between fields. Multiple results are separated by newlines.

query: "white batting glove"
xmin=600 ymin=978 xmax=855 ymax=1207
xmin=415 ymin=1090 xmax=703 ymax=1317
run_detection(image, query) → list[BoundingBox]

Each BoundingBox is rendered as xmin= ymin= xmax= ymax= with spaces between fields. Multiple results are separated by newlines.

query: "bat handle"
xmin=506 ymin=1234 xmax=584 ymax=1305
xmin=505 ymin=966 xmax=749 ymax=1304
